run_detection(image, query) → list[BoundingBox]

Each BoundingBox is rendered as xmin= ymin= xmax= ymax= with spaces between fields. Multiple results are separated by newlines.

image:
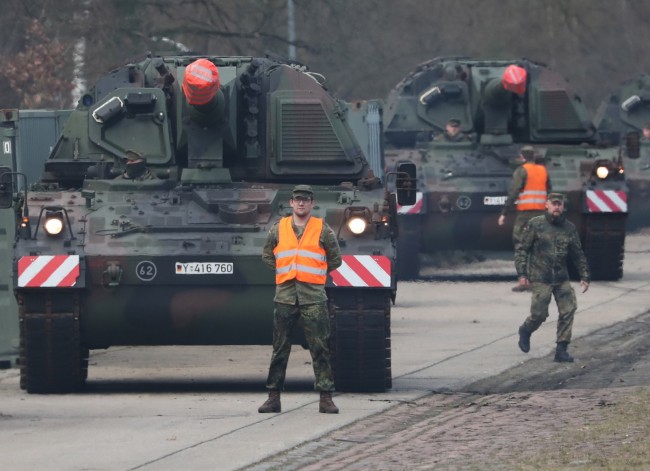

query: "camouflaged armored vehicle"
xmin=594 ymin=74 xmax=649 ymax=230
xmin=384 ymin=57 xmax=628 ymax=281
xmin=0 ymin=52 xmax=415 ymax=394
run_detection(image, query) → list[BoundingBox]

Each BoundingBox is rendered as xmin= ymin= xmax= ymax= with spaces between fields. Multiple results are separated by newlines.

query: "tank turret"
xmin=0 ymin=53 xmax=415 ymax=393
xmin=385 ymin=57 xmax=596 ymax=148
xmin=384 ymin=57 xmax=628 ymax=281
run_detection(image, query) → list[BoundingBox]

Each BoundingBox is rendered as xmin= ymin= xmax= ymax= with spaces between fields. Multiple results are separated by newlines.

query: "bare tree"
xmin=3 ymin=19 xmax=74 ymax=108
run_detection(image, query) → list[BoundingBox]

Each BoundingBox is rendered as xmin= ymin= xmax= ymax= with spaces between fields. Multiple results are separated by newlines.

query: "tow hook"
xmin=103 ymin=261 xmax=123 ymax=288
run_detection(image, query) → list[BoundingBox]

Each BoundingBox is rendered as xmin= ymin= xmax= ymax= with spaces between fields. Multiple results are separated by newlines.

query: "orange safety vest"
xmin=273 ymin=216 xmax=327 ymax=285
xmin=516 ymin=162 xmax=548 ymax=211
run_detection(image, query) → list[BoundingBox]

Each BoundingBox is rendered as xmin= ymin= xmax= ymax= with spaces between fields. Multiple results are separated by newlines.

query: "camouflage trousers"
xmin=513 ymin=210 xmax=544 ymax=251
xmin=264 ymin=302 xmax=335 ymax=392
xmin=523 ymin=281 xmax=577 ymax=343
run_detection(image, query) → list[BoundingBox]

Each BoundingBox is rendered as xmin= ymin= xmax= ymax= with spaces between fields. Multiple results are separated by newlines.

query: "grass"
xmin=516 ymin=388 xmax=650 ymax=470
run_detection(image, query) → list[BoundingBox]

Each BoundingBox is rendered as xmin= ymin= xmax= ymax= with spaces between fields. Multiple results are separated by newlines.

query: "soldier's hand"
xmin=498 ymin=215 xmax=506 ymax=226
xmin=518 ymin=276 xmax=529 ymax=288
xmin=580 ymin=280 xmax=589 ymax=293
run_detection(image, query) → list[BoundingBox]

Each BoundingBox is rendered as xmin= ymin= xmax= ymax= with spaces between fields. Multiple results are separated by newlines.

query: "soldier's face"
xmin=546 ymin=200 xmax=564 ymax=217
xmin=290 ymin=195 xmax=313 ymax=216
xmin=446 ymin=124 xmax=459 ymax=136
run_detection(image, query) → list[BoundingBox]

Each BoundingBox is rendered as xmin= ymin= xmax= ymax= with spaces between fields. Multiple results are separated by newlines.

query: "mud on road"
xmin=245 ymin=310 xmax=650 ymax=470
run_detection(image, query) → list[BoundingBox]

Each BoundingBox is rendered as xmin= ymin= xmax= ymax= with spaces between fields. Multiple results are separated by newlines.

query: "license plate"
xmin=175 ymin=262 xmax=234 ymax=275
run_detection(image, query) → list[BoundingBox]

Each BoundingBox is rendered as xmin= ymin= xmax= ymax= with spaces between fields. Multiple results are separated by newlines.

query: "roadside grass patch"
xmin=516 ymin=388 xmax=650 ymax=470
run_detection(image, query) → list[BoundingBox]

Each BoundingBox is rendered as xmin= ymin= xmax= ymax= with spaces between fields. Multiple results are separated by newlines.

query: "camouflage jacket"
xmin=433 ymin=131 xmax=471 ymax=142
xmin=501 ymin=163 xmax=551 ymax=216
xmin=262 ymin=217 xmax=342 ymax=305
xmin=515 ymin=212 xmax=590 ymax=284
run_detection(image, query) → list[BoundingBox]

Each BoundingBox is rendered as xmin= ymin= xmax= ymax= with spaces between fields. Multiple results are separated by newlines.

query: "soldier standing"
xmin=498 ymin=145 xmax=551 ymax=291
xmin=515 ymin=193 xmax=590 ymax=363
xmin=258 ymin=185 xmax=342 ymax=414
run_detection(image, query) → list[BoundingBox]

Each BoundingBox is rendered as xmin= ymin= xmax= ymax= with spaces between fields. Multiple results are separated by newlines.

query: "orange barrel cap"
xmin=502 ymin=65 xmax=527 ymax=96
xmin=182 ymin=58 xmax=221 ymax=105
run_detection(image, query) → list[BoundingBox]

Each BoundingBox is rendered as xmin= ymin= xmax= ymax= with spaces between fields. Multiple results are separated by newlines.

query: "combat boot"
xmin=258 ymin=390 xmax=281 ymax=413
xmin=518 ymin=324 xmax=531 ymax=353
xmin=554 ymin=341 xmax=574 ymax=363
xmin=319 ymin=392 xmax=339 ymax=414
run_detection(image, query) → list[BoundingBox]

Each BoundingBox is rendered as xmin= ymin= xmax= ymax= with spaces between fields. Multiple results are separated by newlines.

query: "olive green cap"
xmin=292 ymin=184 xmax=313 ymax=197
xmin=448 ymin=118 xmax=461 ymax=127
xmin=547 ymin=192 xmax=565 ymax=203
xmin=520 ymin=145 xmax=535 ymax=160
xmin=125 ymin=150 xmax=144 ymax=161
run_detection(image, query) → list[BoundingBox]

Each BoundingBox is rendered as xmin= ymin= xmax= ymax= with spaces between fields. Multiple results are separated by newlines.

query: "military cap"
xmin=448 ymin=118 xmax=461 ymax=127
xmin=520 ymin=145 xmax=535 ymax=160
xmin=292 ymin=184 xmax=314 ymax=197
xmin=547 ymin=192 xmax=565 ymax=203
xmin=125 ymin=150 xmax=144 ymax=161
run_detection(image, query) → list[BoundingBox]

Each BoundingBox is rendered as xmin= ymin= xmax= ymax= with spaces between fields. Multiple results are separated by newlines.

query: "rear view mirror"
xmin=395 ymin=161 xmax=417 ymax=206
xmin=0 ymin=166 xmax=14 ymax=209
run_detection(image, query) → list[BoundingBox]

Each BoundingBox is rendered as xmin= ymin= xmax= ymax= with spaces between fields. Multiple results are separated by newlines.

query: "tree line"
xmin=2 ymin=0 xmax=650 ymax=113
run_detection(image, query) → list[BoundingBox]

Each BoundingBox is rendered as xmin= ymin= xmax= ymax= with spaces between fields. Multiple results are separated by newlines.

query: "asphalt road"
xmin=1 ymin=233 xmax=649 ymax=471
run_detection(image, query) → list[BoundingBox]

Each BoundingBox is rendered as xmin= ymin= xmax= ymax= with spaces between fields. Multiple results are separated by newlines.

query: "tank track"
xmin=18 ymin=290 xmax=87 ymax=394
xmin=581 ymin=214 xmax=626 ymax=281
xmin=328 ymin=289 xmax=392 ymax=392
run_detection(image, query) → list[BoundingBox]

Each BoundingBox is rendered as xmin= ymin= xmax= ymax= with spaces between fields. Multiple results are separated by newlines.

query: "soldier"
xmin=498 ymin=145 xmax=551 ymax=291
xmin=434 ymin=118 xmax=471 ymax=142
xmin=258 ymin=185 xmax=342 ymax=414
xmin=642 ymin=123 xmax=650 ymax=142
xmin=515 ymin=193 xmax=590 ymax=363
xmin=119 ymin=150 xmax=153 ymax=180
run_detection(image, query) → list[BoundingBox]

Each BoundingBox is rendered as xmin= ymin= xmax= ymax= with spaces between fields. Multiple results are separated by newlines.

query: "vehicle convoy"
xmin=383 ymin=57 xmax=629 ymax=281
xmin=0 ymin=52 xmax=415 ymax=394
xmin=594 ymin=74 xmax=650 ymax=230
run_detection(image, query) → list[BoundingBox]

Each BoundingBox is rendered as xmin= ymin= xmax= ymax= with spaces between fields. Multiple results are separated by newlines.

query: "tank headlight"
xmin=44 ymin=211 xmax=64 ymax=236
xmin=347 ymin=217 xmax=367 ymax=235
xmin=595 ymin=166 xmax=610 ymax=180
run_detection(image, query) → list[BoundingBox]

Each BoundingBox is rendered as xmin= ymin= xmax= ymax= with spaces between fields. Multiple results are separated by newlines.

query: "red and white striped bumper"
xmin=397 ymin=192 xmax=423 ymax=214
xmin=17 ymin=255 xmax=81 ymax=288
xmin=330 ymin=255 xmax=392 ymax=288
xmin=586 ymin=190 xmax=628 ymax=213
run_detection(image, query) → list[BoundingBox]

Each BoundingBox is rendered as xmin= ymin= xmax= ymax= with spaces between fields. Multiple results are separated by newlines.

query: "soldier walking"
xmin=515 ymin=193 xmax=590 ymax=362
xmin=498 ymin=145 xmax=551 ymax=291
xmin=258 ymin=185 xmax=342 ymax=414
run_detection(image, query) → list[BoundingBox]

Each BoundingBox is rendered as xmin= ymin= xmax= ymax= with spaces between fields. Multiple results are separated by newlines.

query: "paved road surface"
xmin=1 ymin=234 xmax=648 ymax=470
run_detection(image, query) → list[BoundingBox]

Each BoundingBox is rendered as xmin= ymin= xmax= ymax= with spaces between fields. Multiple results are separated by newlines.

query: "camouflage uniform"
xmin=501 ymin=163 xmax=551 ymax=251
xmin=515 ymin=212 xmax=590 ymax=343
xmin=433 ymin=131 xmax=471 ymax=142
xmin=261 ymin=218 xmax=342 ymax=391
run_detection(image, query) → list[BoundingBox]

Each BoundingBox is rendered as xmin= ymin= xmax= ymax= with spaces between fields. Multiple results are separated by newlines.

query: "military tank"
xmin=593 ymin=74 xmax=650 ymax=230
xmin=0 ymin=52 xmax=416 ymax=394
xmin=384 ymin=57 xmax=628 ymax=281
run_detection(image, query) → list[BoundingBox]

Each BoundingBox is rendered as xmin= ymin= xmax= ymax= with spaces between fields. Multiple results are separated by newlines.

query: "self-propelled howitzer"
xmin=384 ymin=57 xmax=628 ymax=281
xmin=594 ymin=74 xmax=650 ymax=230
xmin=0 ymin=53 xmax=415 ymax=393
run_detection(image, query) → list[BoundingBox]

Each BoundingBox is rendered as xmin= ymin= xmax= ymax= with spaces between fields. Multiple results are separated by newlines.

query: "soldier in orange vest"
xmin=498 ymin=145 xmax=551 ymax=292
xmin=258 ymin=185 xmax=342 ymax=414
